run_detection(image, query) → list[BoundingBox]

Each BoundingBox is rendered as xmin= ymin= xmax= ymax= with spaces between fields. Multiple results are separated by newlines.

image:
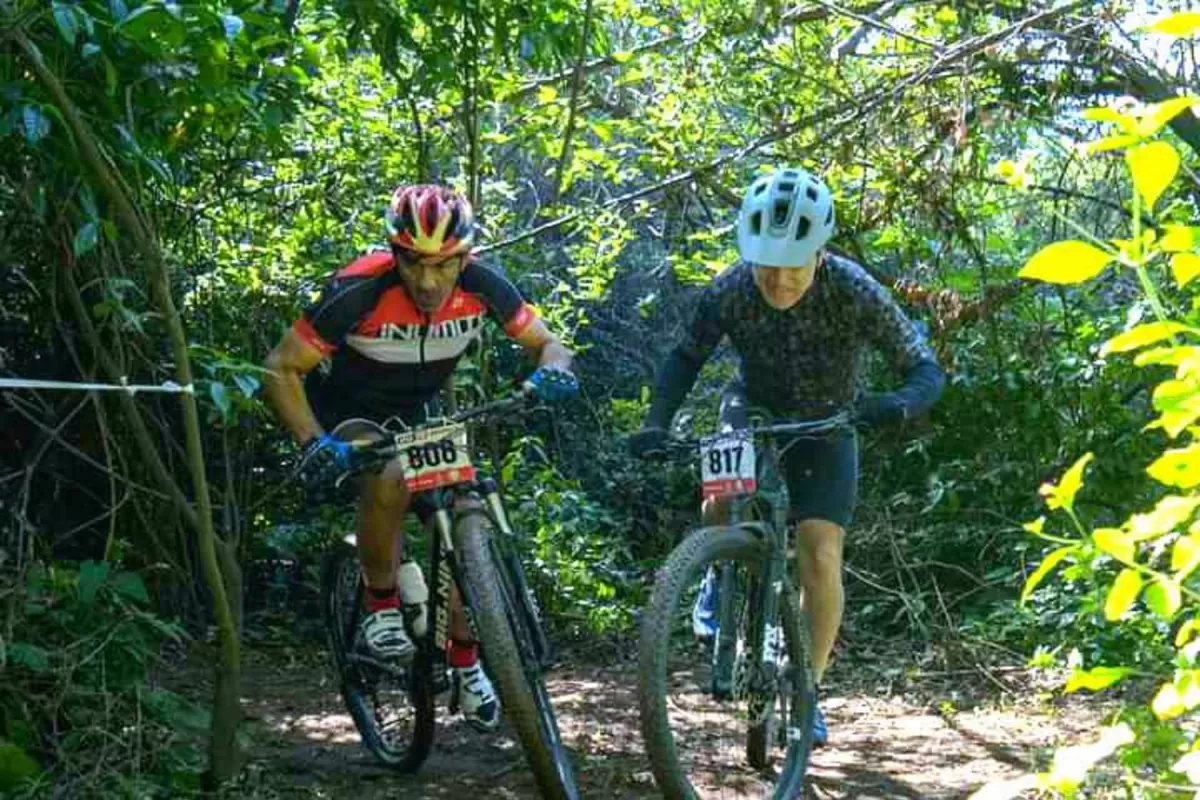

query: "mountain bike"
xmin=318 ymin=390 xmax=578 ymax=800
xmin=637 ymin=412 xmax=851 ymax=800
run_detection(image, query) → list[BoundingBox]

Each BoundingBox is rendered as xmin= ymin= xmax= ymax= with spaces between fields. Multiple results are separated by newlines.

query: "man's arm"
xmin=511 ymin=317 xmax=573 ymax=371
xmin=264 ymin=329 xmax=328 ymax=445
xmin=644 ymin=284 xmax=725 ymax=429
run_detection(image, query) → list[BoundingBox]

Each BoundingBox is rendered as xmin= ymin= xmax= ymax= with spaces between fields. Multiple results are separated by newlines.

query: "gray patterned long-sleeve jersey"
xmin=647 ymin=255 xmax=944 ymax=426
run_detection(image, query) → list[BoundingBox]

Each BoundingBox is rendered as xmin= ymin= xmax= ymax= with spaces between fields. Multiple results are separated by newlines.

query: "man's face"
xmin=752 ymin=254 xmax=819 ymax=310
xmin=394 ymin=248 xmax=467 ymax=313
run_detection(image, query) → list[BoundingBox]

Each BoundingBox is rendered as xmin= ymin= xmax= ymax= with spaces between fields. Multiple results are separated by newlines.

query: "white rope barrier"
xmin=0 ymin=377 xmax=194 ymax=395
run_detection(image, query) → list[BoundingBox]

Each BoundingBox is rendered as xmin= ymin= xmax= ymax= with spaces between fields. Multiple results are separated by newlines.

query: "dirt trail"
xmin=211 ymin=643 xmax=1101 ymax=799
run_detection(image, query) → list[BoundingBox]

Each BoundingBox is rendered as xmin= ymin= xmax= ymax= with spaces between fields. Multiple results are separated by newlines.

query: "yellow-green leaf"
xmin=1146 ymin=11 xmax=1200 ymax=36
xmin=1172 ymin=533 xmax=1200 ymax=578
xmin=1084 ymin=134 xmax=1139 ymax=154
xmin=1021 ymin=545 xmax=1076 ymax=604
xmin=1137 ymin=96 xmax=1200 ymax=137
xmin=1104 ymin=568 xmax=1144 ymax=620
xmin=1018 ymin=241 xmax=1113 ymax=285
xmin=1023 ymin=516 xmax=1046 ymax=536
xmin=1038 ymin=452 xmax=1094 ymax=511
xmin=1145 ymin=579 xmax=1183 ymax=620
xmin=1094 ymin=528 xmax=1134 ymax=562
xmin=1173 ymin=254 xmax=1200 ymax=289
xmin=1162 ymin=225 xmax=1198 ymax=253
xmin=1154 ymin=681 xmax=1186 ymax=719
xmin=1065 ymin=665 xmax=1134 ymax=693
xmin=1102 ymin=322 xmax=1193 ymax=355
xmin=1178 ymin=618 xmax=1200 ymax=647
xmin=1129 ymin=495 xmax=1200 ymax=539
xmin=536 ymin=85 xmax=558 ymax=104
xmin=1148 ymin=444 xmax=1200 ymax=488
xmin=1043 ymin=724 xmax=1135 ymax=792
xmin=1136 ymin=345 xmax=1200 ymax=368
xmin=611 ymin=50 xmax=635 ymax=63
xmin=1127 ymin=141 xmax=1181 ymax=210
xmin=1081 ymin=106 xmax=1136 ymax=132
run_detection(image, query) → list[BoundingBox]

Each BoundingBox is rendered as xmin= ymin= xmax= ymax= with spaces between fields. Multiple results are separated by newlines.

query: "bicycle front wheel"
xmin=638 ymin=525 xmax=816 ymax=800
xmin=455 ymin=511 xmax=579 ymax=800
xmin=320 ymin=540 xmax=435 ymax=771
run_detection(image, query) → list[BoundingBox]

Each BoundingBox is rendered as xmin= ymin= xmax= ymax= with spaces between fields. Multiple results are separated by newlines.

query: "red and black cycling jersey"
xmin=292 ymin=251 xmax=536 ymax=421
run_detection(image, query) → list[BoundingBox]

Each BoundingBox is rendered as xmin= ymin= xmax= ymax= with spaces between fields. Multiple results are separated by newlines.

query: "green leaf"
xmin=1043 ymin=723 xmax=1135 ymax=792
xmin=1021 ymin=545 xmax=1075 ymax=604
xmin=1172 ymin=533 xmax=1200 ymax=578
xmin=1162 ymin=225 xmax=1198 ymax=253
xmin=1173 ymin=254 xmax=1200 ymax=289
xmin=1038 ymin=452 xmax=1093 ymax=511
xmin=1137 ymin=96 xmax=1200 ymax=137
xmin=611 ymin=50 xmax=635 ymax=63
xmin=1081 ymin=106 xmax=1136 ymax=132
xmin=1101 ymin=322 xmax=1193 ymax=355
xmin=210 ymin=381 xmax=231 ymax=417
xmin=53 ymin=3 xmax=78 ymax=45
xmin=1178 ymin=617 xmax=1200 ymax=647
xmin=7 ymin=644 xmax=50 ymax=673
xmin=232 ymin=373 xmax=260 ymax=397
xmin=1148 ymin=444 xmax=1200 ymax=488
xmin=1084 ymin=134 xmax=1139 ymax=154
xmin=1145 ymin=579 xmax=1182 ymax=620
xmin=82 ymin=42 xmax=101 ymax=57
xmin=1093 ymin=528 xmax=1134 ymax=562
xmin=1153 ymin=681 xmax=1185 ymax=718
xmin=22 ymin=106 xmax=49 ymax=145
xmin=109 ymin=0 xmax=129 ymax=22
xmin=1065 ymin=666 xmax=1134 ymax=693
xmin=79 ymin=559 xmax=110 ymax=606
xmin=1104 ymin=568 xmax=1144 ymax=621
xmin=113 ymin=571 xmax=149 ymax=604
xmin=1127 ymin=141 xmax=1180 ymax=211
xmin=536 ymin=85 xmax=558 ymax=103
xmin=1128 ymin=495 xmax=1200 ymax=539
xmin=72 ymin=221 xmax=98 ymax=257
xmin=1135 ymin=345 xmax=1200 ymax=368
xmin=1146 ymin=11 xmax=1200 ymax=36
xmin=0 ymin=739 xmax=40 ymax=791
xmin=1018 ymin=241 xmax=1113 ymax=285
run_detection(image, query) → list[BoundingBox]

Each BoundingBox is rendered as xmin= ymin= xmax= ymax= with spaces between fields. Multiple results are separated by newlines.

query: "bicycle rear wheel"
xmin=455 ymin=511 xmax=579 ymax=800
xmin=638 ymin=525 xmax=816 ymax=800
xmin=320 ymin=540 xmax=435 ymax=771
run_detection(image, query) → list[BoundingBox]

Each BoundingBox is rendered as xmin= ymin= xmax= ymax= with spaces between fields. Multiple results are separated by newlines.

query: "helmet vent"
xmin=754 ymin=181 xmax=768 ymax=196
xmin=749 ymin=211 xmax=763 ymax=235
xmin=796 ymin=216 xmax=811 ymax=240
xmin=778 ymin=182 xmax=795 ymax=193
xmin=772 ymin=199 xmax=790 ymax=226
xmin=806 ymin=185 xmax=819 ymax=203
xmin=825 ymin=207 xmax=833 ymax=226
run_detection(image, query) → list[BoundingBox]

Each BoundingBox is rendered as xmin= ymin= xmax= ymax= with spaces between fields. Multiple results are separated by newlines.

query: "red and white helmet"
xmin=385 ymin=185 xmax=475 ymax=256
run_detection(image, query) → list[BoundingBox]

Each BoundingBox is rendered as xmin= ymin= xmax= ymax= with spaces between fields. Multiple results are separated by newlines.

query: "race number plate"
xmin=699 ymin=432 xmax=756 ymax=500
xmin=394 ymin=423 xmax=475 ymax=492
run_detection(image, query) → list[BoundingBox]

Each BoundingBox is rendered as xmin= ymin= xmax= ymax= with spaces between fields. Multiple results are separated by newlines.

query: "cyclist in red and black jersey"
xmin=264 ymin=185 xmax=577 ymax=731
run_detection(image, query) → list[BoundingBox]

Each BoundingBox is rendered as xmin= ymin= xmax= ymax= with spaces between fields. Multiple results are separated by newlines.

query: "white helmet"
xmin=736 ymin=167 xmax=835 ymax=267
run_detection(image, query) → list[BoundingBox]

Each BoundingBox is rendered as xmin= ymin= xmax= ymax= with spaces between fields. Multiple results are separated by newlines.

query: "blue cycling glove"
xmin=299 ymin=433 xmax=354 ymax=484
xmin=526 ymin=367 xmax=579 ymax=403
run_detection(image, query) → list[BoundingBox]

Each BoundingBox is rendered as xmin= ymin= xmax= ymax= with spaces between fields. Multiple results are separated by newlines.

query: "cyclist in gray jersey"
xmin=631 ymin=166 xmax=944 ymax=746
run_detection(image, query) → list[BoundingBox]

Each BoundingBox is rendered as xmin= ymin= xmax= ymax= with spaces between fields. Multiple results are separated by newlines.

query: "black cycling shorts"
xmin=719 ymin=383 xmax=858 ymax=528
xmin=311 ymin=387 xmax=441 ymax=524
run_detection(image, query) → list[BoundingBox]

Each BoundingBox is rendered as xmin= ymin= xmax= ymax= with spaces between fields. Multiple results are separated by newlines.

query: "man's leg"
xmin=355 ymin=468 xmax=416 ymax=662
xmin=793 ymin=518 xmax=845 ymax=682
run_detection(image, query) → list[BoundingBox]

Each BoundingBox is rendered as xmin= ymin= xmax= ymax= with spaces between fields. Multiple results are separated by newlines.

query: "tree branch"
xmin=551 ymin=0 xmax=596 ymax=202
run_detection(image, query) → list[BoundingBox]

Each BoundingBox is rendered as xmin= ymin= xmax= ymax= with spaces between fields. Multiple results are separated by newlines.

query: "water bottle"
xmin=397 ymin=560 xmax=428 ymax=638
